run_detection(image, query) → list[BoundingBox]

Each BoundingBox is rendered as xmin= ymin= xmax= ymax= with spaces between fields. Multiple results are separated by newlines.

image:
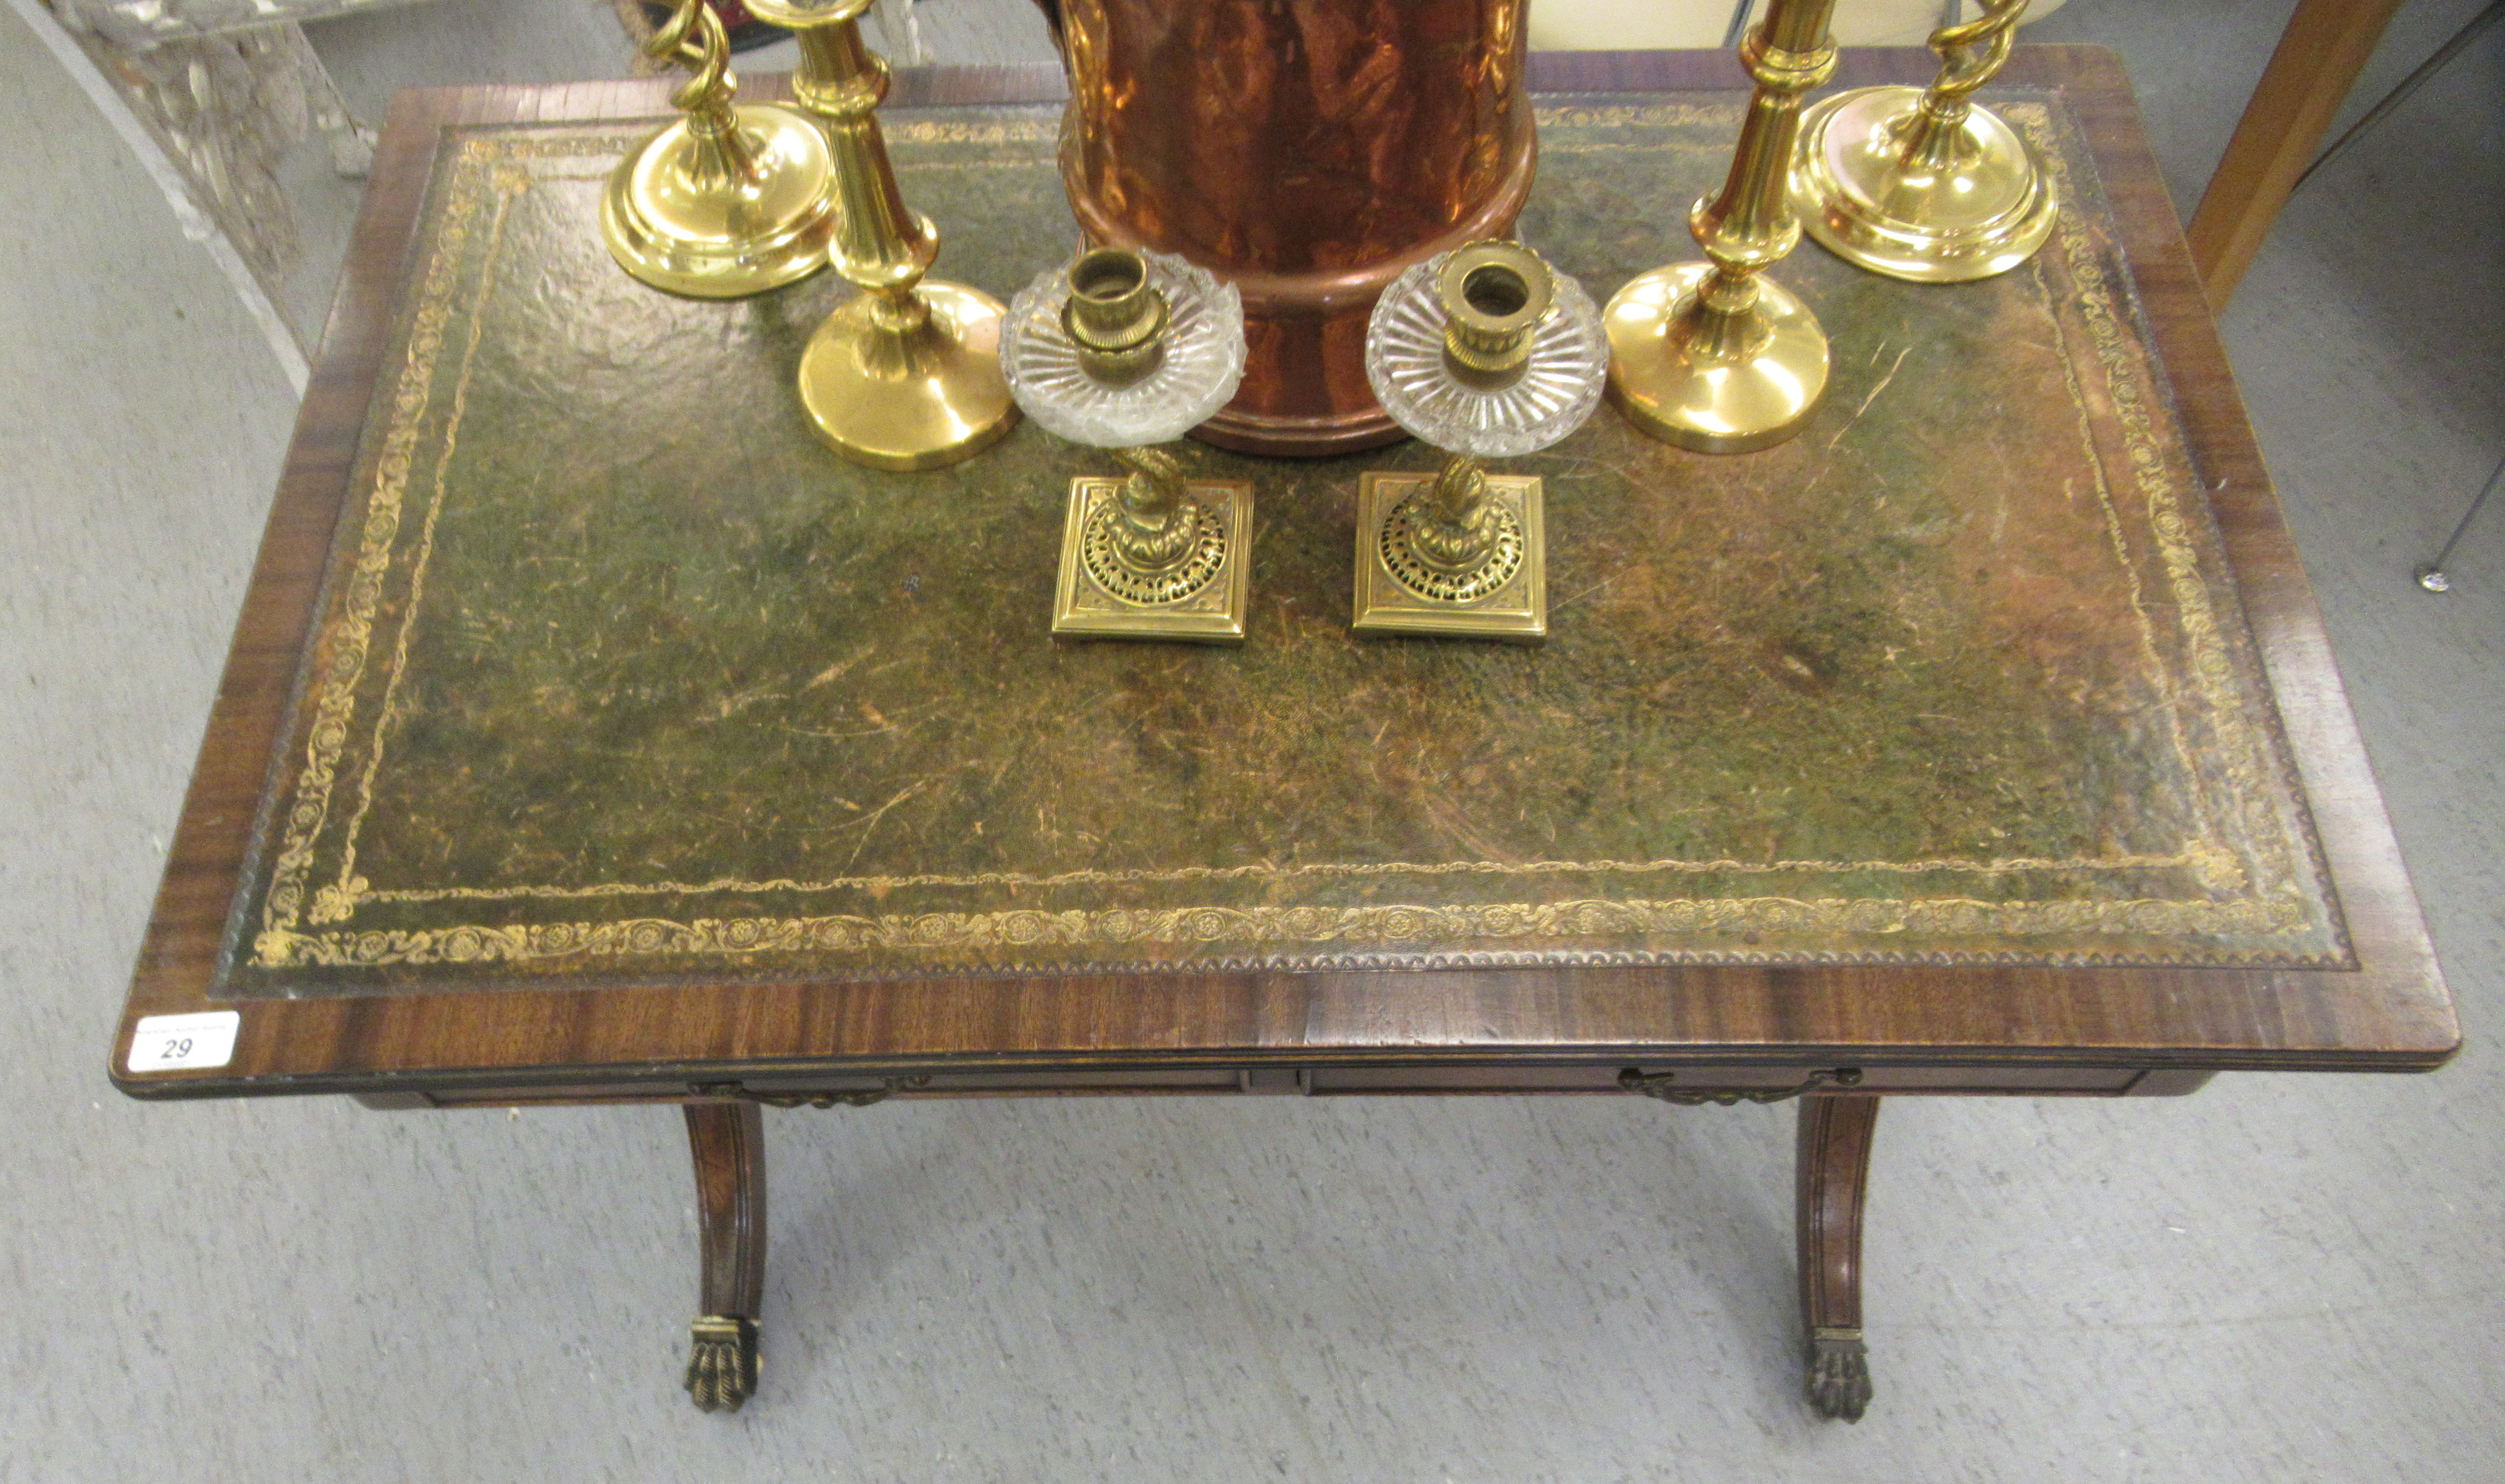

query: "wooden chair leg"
xmin=2185 ymin=0 xmax=2407 ymax=308
xmin=1796 ymin=1093 xmax=1879 ymax=1422
xmin=683 ymin=1101 xmax=767 ymax=1413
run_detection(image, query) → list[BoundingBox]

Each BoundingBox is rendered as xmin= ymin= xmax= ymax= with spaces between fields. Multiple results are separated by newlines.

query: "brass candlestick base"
xmin=601 ymin=0 xmax=835 ymax=299
xmin=1789 ymin=0 xmax=2054 ymax=283
xmin=1604 ymin=261 xmax=1829 ymax=453
xmin=1604 ymin=0 xmax=1839 ymax=454
xmin=1791 ymin=87 xmax=2055 ymax=282
xmin=1353 ymin=465 xmax=1546 ymax=642
xmin=1053 ymin=456 xmax=1252 ymax=644
xmin=754 ymin=0 xmax=1015 ymax=471
xmin=796 ymin=281 xmax=1015 ymax=471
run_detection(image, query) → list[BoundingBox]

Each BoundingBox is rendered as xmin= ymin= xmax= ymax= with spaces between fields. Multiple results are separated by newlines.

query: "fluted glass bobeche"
xmin=1001 ymin=247 xmax=1246 ymax=449
xmin=1365 ymin=244 xmax=1606 ymax=459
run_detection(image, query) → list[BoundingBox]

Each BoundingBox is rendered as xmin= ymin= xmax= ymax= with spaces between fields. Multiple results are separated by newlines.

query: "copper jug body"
xmin=1035 ymin=0 xmax=1537 ymax=455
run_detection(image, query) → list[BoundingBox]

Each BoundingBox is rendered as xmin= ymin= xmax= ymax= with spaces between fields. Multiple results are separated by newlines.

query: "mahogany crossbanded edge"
xmin=112 ymin=49 xmax=2458 ymax=1101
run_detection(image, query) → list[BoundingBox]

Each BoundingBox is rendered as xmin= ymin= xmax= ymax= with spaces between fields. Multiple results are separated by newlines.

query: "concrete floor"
xmin=2 ymin=0 xmax=2499 ymax=1479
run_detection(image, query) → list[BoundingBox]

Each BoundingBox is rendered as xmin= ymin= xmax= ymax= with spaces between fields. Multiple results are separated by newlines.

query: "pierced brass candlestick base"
xmin=752 ymin=0 xmax=1015 ymax=471
xmin=1054 ymin=448 xmax=1253 ymax=643
xmin=1605 ymin=0 xmax=1838 ymax=453
xmin=1790 ymin=0 xmax=2055 ymax=283
xmin=1353 ymin=459 xmax=1546 ymax=642
xmin=601 ymin=0 xmax=837 ymax=299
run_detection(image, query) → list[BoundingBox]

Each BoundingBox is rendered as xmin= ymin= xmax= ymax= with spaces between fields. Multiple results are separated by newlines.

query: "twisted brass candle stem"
xmin=1898 ymin=0 xmax=2030 ymax=164
xmin=1107 ymin=447 xmax=1204 ymax=571
xmin=599 ymin=0 xmax=838 ymax=297
xmin=1786 ymin=0 xmax=2053 ymax=282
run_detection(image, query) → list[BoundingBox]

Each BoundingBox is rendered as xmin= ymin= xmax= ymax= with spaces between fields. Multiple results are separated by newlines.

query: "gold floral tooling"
xmin=222 ymin=98 xmax=2348 ymax=996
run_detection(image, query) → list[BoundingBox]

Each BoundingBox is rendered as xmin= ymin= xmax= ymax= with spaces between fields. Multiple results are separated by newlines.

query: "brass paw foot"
xmin=685 ymin=1315 xmax=759 ymax=1413
xmin=1805 ymin=1326 xmax=1872 ymax=1422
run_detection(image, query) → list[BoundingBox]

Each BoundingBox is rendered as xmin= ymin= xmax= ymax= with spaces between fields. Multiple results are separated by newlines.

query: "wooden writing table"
xmin=111 ymin=50 xmax=2457 ymax=1420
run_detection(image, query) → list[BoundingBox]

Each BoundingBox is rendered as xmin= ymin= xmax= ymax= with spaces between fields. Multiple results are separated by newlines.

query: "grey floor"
xmin=4 ymin=0 xmax=2501 ymax=1479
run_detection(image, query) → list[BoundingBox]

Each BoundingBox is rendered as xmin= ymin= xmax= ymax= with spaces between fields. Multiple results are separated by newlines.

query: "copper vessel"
xmin=1034 ymin=0 xmax=1535 ymax=455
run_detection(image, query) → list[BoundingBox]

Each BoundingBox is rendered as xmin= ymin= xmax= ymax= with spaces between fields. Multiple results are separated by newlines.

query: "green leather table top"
xmin=218 ymin=92 xmax=2347 ymax=998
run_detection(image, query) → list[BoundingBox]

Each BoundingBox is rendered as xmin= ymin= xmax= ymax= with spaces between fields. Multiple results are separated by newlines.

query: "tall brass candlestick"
xmin=749 ymin=0 xmax=1017 ymax=471
xmin=1790 ymin=0 xmax=2055 ymax=282
xmin=1603 ymin=0 xmax=1838 ymax=453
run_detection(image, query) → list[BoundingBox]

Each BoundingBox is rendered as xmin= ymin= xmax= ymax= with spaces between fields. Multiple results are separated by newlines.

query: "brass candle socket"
xmin=1062 ymin=248 xmax=1171 ymax=386
xmin=1603 ymin=0 xmax=1837 ymax=453
xmin=1439 ymin=241 xmax=1551 ymax=387
xmin=600 ymin=0 xmax=839 ymax=298
xmin=749 ymin=0 xmax=1017 ymax=471
xmin=1789 ymin=0 xmax=2056 ymax=283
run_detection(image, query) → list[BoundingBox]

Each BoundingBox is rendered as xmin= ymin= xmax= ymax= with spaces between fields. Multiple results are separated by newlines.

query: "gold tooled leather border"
xmin=243 ymin=104 xmax=2347 ymax=978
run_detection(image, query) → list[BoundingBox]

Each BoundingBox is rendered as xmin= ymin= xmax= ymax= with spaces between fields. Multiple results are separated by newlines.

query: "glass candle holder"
xmin=1001 ymin=247 xmax=1254 ymax=642
xmin=1355 ymin=239 xmax=1605 ymax=641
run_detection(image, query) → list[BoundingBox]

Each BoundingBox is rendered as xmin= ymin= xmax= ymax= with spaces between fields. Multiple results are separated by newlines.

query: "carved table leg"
xmin=1796 ymin=1093 xmax=1879 ymax=1422
xmin=683 ymin=1101 xmax=766 ymax=1413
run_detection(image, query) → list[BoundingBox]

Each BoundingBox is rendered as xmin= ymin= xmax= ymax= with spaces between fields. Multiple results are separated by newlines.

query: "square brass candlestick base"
xmin=1353 ymin=470 xmax=1546 ymax=642
xmin=1051 ymin=477 xmax=1253 ymax=643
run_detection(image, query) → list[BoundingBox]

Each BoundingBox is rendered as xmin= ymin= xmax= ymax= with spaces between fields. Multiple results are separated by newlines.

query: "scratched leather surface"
xmin=218 ymin=94 xmax=2348 ymax=998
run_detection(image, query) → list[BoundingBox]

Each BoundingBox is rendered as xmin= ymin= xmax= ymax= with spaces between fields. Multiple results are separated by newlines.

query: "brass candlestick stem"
xmin=1403 ymin=454 xmax=1508 ymax=574
xmin=750 ymin=0 xmax=1017 ymax=471
xmin=1361 ymin=248 xmax=1547 ymax=637
xmin=1064 ymin=259 xmax=1219 ymax=594
xmin=1401 ymin=248 xmax=1546 ymax=586
xmin=1091 ymin=444 xmax=1233 ymax=600
xmin=1603 ymin=0 xmax=1837 ymax=454
xmin=600 ymin=0 xmax=838 ymax=299
xmin=1789 ymin=0 xmax=2055 ymax=283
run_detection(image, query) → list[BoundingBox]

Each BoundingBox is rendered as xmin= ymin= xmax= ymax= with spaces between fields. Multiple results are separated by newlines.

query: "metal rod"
xmin=2297 ymin=0 xmax=2505 ymax=192
xmin=1721 ymin=0 xmax=1755 ymax=50
xmin=2414 ymin=449 xmax=2505 ymax=593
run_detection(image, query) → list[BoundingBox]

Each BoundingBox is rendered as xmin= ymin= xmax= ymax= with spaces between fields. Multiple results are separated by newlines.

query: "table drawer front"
xmin=360 ymin=1063 xmax=2206 ymax=1108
